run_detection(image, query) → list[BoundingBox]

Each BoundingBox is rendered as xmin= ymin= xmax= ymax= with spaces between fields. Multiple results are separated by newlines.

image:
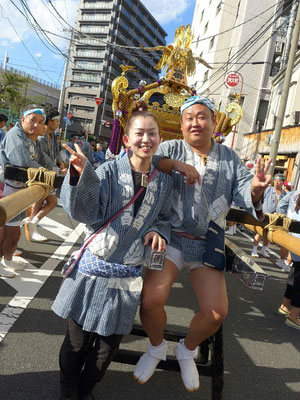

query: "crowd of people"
xmin=0 ymin=95 xmax=299 ymax=400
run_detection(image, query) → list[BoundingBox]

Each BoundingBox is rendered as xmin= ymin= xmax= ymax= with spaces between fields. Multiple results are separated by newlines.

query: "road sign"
xmin=63 ymin=116 xmax=71 ymax=125
xmin=67 ymin=113 xmax=72 ymax=119
xmin=225 ymin=72 xmax=241 ymax=88
xmin=95 ymin=97 xmax=103 ymax=106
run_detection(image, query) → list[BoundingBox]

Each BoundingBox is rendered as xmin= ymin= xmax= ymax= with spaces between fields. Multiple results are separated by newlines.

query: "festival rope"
xmin=262 ymin=213 xmax=292 ymax=242
xmin=26 ymin=167 xmax=56 ymax=201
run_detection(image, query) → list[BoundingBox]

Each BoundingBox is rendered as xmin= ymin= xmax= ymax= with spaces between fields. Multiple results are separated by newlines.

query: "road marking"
xmin=38 ymin=216 xmax=78 ymax=240
xmin=0 ymin=222 xmax=84 ymax=343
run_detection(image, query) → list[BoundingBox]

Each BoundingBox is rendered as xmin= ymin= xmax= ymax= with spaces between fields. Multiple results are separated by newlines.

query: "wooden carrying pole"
xmin=245 ymin=224 xmax=300 ymax=256
xmin=0 ymin=185 xmax=47 ymax=227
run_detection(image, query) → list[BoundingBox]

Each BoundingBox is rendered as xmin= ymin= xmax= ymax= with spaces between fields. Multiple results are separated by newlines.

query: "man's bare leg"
xmin=172 ymin=266 xmax=228 ymax=391
xmin=0 ymin=225 xmax=25 ymax=273
xmin=134 ymin=259 xmax=178 ymax=384
xmin=185 ymin=266 xmax=228 ymax=350
xmin=25 ymin=194 xmax=57 ymax=241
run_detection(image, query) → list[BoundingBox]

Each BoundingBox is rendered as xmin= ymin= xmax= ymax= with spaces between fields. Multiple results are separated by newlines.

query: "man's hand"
xmin=158 ymin=158 xmax=200 ymax=185
xmin=144 ymin=231 xmax=166 ymax=252
xmin=63 ymin=143 xmax=87 ymax=175
xmin=251 ymin=157 xmax=272 ymax=203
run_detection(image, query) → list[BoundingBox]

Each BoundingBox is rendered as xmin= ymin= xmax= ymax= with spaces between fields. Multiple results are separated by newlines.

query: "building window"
xmin=216 ymin=2 xmax=221 ymax=16
xmin=200 ymin=9 xmax=204 ymax=23
xmin=204 ymin=22 xmax=208 ymax=34
xmin=209 ymin=36 xmax=215 ymax=50
xmin=83 ymin=1 xmax=113 ymax=9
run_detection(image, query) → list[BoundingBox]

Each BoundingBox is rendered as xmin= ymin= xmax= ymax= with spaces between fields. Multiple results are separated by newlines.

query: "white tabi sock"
xmin=174 ymin=339 xmax=199 ymax=392
xmin=133 ymin=339 xmax=168 ymax=384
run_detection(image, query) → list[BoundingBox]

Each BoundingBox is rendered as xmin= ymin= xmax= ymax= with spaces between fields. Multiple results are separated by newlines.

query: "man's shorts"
xmin=166 ymin=245 xmax=203 ymax=271
xmin=2 ymin=181 xmax=26 ymax=226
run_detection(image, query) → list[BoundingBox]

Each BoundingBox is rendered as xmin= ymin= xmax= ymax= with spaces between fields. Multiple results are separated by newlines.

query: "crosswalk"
xmin=0 ymin=217 xmax=84 ymax=343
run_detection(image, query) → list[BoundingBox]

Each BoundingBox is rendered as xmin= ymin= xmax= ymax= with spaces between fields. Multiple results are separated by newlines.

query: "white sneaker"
xmin=281 ymin=261 xmax=291 ymax=273
xmin=251 ymin=252 xmax=259 ymax=258
xmin=2 ymin=258 xmax=26 ymax=271
xmin=225 ymin=226 xmax=234 ymax=235
xmin=0 ymin=263 xmax=15 ymax=278
xmin=31 ymin=230 xmax=47 ymax=242
xmin=276 ymin=259 xmax=285 ymax=269
xmin=133 ymin=340 xmax=168 ymax=384
xmin=13 ymin=249 xmax=22 ymax=256
xmin=174 ymin=339 xmax=199 ymax=392
xmin=24 ymin=218 xmax=37 ymax=242
xmin=260 ymin=248 xmax=270 ymax=258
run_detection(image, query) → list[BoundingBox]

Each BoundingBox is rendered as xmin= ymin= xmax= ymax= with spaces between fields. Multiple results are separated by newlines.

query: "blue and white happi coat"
xmin=263 ymin=186 xmax=286 ymax=213
xmin=52 ymin=154 xmax=173 ymax=335
xmin=152 ymin=139 xmax=263 ymax=262
xmin=276 ymin=191 xmax=300 ymax=262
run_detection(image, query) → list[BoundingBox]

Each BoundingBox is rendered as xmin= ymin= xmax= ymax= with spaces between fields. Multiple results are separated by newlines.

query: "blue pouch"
xmin=202 ymin=220 xmax=226 ymax=271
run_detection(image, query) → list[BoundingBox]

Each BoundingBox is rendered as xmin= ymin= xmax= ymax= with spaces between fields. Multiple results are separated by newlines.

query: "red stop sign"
xmin=226 ymin=73 xmax=240 ymax=87
xmin=67 ymin=113 xmax=72 ymax=119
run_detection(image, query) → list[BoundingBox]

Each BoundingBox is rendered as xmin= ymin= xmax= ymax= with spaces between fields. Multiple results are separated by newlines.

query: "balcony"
xmin=82 ymin=1 xmax=113 ymax=9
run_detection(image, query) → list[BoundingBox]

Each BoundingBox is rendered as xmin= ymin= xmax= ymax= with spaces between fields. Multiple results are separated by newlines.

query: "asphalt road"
xmin=0 ymin=207 xmax=299 ymax=400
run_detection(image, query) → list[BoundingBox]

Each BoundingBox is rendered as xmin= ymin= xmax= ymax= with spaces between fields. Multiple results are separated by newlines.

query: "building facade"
xmin=65 ymin=0 xmax=166 ymax=139
xmin=189 ymin=0 xmax=292 ymax=154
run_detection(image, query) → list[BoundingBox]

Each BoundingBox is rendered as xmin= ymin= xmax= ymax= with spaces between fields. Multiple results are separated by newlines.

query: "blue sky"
xmin=0 ymin=0 xmax=196 ymax=89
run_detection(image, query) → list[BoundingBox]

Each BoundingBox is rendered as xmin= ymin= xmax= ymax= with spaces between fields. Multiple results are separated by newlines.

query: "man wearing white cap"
xmin=134 ymin=95 xmax=272 ymax=391
xmin=0 ymin=105 xmax=50 ymax=277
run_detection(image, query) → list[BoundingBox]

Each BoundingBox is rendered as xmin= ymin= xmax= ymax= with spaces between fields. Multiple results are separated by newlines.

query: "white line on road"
xmin=0 ymin=223 xmax=84 ymax=343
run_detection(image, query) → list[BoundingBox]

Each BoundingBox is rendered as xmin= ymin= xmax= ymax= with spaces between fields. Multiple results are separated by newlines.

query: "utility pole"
xmin=63 ymin=97 xmax=72 ymax=141
xmin=58 ymin=29 xmax=73 ymax=119
xmin=268 ymin=0 xmax=300 ymax=176
xmin=3 ymin=51 xmax=8 ymax=70
xmin=281 ymin=0 xmax=298 ymax=68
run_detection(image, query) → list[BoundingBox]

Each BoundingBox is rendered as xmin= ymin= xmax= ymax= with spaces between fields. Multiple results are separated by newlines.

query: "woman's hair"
xmin=125 ymin=100 xmax=160 ymax=136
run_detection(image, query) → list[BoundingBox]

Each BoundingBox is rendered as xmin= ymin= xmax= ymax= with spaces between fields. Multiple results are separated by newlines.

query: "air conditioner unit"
xmin=293 ymin=111 xmax=300 ymax=125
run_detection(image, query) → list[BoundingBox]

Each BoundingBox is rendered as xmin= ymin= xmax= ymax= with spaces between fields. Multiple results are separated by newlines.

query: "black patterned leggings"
xmin=284 ymin=261 xmax=300 ymax=308
xmin=59 ymin=319 xmax=123 ymax=398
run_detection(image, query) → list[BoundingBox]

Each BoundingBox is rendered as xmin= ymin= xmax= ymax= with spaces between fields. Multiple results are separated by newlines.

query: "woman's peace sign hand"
xmin=64 ymin=143 xmax=87 ymax=175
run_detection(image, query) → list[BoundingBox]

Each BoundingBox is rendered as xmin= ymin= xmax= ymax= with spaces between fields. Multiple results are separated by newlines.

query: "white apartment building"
xmin=190 ymin=0 xmax=292 ymax=154
xmin=65 ymin=0 xmax=166 ymax=139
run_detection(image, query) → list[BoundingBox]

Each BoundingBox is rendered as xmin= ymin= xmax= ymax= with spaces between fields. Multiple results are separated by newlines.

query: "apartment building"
xmin=189 ymin=0 xmax=292 ymax=154
xmin=65 ymin=0 xmax=166 ymax=139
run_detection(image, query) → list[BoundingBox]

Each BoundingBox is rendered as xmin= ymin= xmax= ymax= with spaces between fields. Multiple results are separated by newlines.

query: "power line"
xmin=198 ymin=0 xmax=292 ymax=94
xmin=192 ymin=0 xmax=285 ymax=43
xmin=0 ymin=4 xmax=57 ymax=85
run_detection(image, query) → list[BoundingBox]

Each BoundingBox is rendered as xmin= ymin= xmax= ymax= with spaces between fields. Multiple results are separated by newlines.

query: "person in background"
xmin=6 ymin=122 xmax=15 ymax=132
xmin=251 ymin=173 xmax=287 ymax=261
xmin=0 ymin=105 xmax=49 ymax=277
xmin=94 ymin=143 xmax=105 ymax=166
xmin=102 ymin=141 xmax=108 ymax=155
xmin=283 ymin=181 xmax=293 ymax=193
xmin=24 ymin=109 xmax=65 ymax=242
xmin=277 ymin=191 xmax=300 ymax=330
xmin=65 ymin=134 xmax=94 ymax=165
xmin=0 ymin=114 xmax=8 ymax=143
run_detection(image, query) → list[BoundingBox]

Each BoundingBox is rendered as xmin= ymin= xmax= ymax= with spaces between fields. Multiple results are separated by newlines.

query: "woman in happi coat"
xmin=52 ymin=102 xmax=173 ymax=400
